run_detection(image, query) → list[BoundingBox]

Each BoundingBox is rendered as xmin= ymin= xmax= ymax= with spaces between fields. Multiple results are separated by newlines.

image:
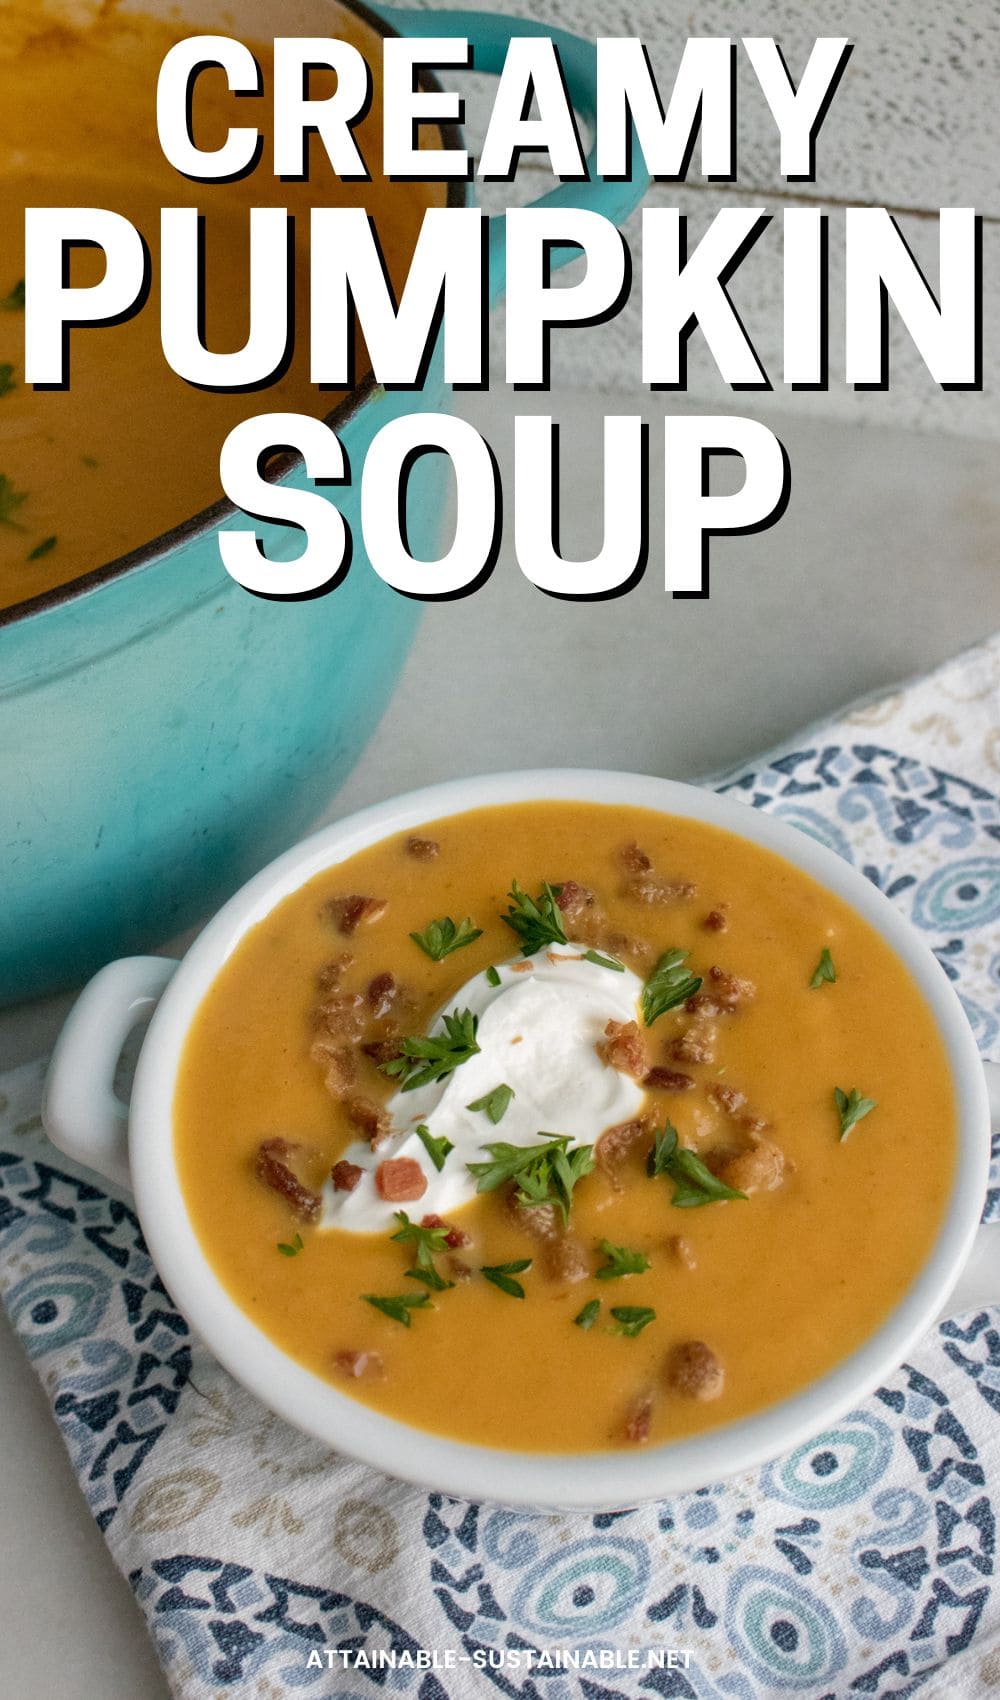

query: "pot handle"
xmin=42 ymin=956 xmax=179 ymax=1193
xmin=938 ymin=1060 xmax=1000 ymax=1322
xmin=371 ymin=6 xmax=650 ymax=304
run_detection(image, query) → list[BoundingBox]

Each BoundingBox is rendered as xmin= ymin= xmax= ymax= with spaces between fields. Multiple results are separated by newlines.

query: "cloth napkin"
xmin=1 ymin=633 xmax=999 ymax=1700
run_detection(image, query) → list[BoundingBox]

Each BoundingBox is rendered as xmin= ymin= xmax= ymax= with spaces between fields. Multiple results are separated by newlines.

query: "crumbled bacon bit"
xmin=595 ymin=1116 xmax=650 ymax=1182
xmin=374 ymin=1158 xmax=427 ymax=1201
xmin=344 ymin=1094 xmax=392 ymax=1148
xmin=624 ymin=875 xmax=697 ymax=906
xmin=324 ymin=894 xmax=387 ymax=936
xmin=685 ymin=992 xmax=723 ymax=1018
xmin=255 ymin=1138 xmax=321 ymax=1223
xmin=703 ymin=908 xmax=729 ymax=933
xmin=447 ymin=1255 xmax=473 ymax=1282
xmin=554 ymin=879 xmax=595 ymax=919
xmin=506 ymin=1191 xmax=561 ymax=1241
xmin=361 ymin=1035 xmax=404 ymax=1067
xmin=600 ymin=928 xmax=654 ymax=966
xmin=643 ymin=1066 xmax=695 ymax=1092
xmin=623 ymin=1390 xmax=654 ymax=1444
xmin=316 ymin=952 xmax=353 ymax=992
xmin=309 ymin=1038 xmax=356 ymax=1097
xmin=665 ymin=1340 xmax=724 ymax=1401
xmin=669 ymin=1024 xmax=717 ymax=1064
xmin=710 ymin=1139 xmax=785 ymax=1195
xmin=366 ymin=972 xmax=397 ymax=1019
xmin=315 ymin=990 xmax=366 ymax=1040
xmin=539 ymin=1234 xmax=587 ymax=1284
xmin=709 ymin=1082 xmax=747 ymax=1117
xmin=406 ymin=836 xmax=439 ymax=860
xmin=667 ymin=1235 xmax=696 ymax=1270
xmin=619 ymin=841 xmax=653 ymax=873
xmin=421 ymin=1213 xmax=471 ymax=1249
xmin=332 ymin=1159 xmax=364 ymax=1192
xmin=334 ymin=1349 xmax=384 ymax=1380
xmin=596 ymin=1018 xmax=647 ymax=1080
xmin=707 ymin=965 xmax=756 ymax=1008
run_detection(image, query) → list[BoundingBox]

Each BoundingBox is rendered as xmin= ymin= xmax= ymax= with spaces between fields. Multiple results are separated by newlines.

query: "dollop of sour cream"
xmin=320 ymin=947 xmax=645 ymax=1233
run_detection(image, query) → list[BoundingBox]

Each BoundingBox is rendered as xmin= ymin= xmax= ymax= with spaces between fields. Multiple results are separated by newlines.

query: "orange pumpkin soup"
xmin=174 ymin=802 xmax=956 ymax=1452
xmin=0 ymin=2 xmax=444 ymax=609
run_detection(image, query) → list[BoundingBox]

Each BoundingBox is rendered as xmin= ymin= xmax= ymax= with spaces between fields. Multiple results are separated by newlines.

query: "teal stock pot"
xmin=0 ymin=0 xmax=646 ymax=1005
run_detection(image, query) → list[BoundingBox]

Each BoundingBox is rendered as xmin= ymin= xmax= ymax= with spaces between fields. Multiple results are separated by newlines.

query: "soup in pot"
xmin=0 ymin=1 xmax=444 ymax=610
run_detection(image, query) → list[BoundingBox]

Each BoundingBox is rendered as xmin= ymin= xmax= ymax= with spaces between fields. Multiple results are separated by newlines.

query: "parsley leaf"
xmin=391 ymin=1210 xmax=447 ymax=1267
xmin=574 ymin=1299 xmax=601 ymax=1329
xmin=640 ymin=949 xmax=702 ymax=1027
xmin=363 ymin=1292 xmax=432 ymax=1326
xmin=27 ymin=535 xmax=56 ymax=562
xmin=410 ymin=914 xmax=483 ymax=961
xmin=0 ymin=363 xmax=14 ymax=397
xmin=0 ymin=280 xmax=24 ymax=312
xmin=466 ymin=1134 xmax=594 ymax=1225
xmin=608 ymin=1306 xmax=656 ymax=1338
xmin=277 ymin=1232 xmax=303 ymax=1257
xmin=485 ymin=965 xmax=501 ymax=987
xmin=502 ymin=879 xmax=567 ymax=954
xmin=381 ymin=1008 xmax=480 ymax=1092
xmin=414 ymin=1123 xmax=453 ymax=1172
xmin=647 ymin=1123 xmax=747 ymax=1208
xmin=481 ymin=1259 xmax=532 ymax=1298
xmin=595 ymin=1239 xmax=651 ymax=1280
xmin=810 ymin=947 xmax=837 ymax=988
xmin=0 ymin=474 xmax=28 ymax=530
xmin=834 ymin=1086 xmax=877 ymax=1141
xmin=582 ymin=949 xmax=625 ymax=971
xmin=406 ymin=1264 xmax=454 ymax=1292
xmin=466 ymin=1083 xmax=514 ymax=1125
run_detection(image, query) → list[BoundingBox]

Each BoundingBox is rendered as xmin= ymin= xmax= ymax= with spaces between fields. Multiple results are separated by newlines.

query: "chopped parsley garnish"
xmin=481 ymin=1259 xmax=532 ymax=1299
xmin=608 ymin=1306 xmax=656 ymax=1338
xmin=810 ymin=948 xmax=837 ymax=988
xmin=502 ymin=879 xmax=567 ymax=954
xmin=485 ymin=965 xmax=501 ymax=987
xmin=648 ymin=1123 xmax=747 ymax=1208
xmin=595 ymin=1239 xmax=651 ymax=1280
xmin=0 ymin=474 xmax=28 ymax=530
xmin=0 ymin=364 xmax=14 ymax=397
xmin=834 ymin=1086 xmax=877 ymax=1141
xmin=640 ymin=949 xmax=702 ymax=1027
xmin=392 ymin=1208 xmax=455 ymax=1291
xmin=277 ymin=1232 xmax=304 ymax=1257
xmin=582 ymin=949 xmax=625 ymax=971
xmin=574 ymin=1299 xmax=601 ymax=1330
xmin=466 ymin=1083 xmax=514 ymax=1125
xmin=363 ymin=1291 xmax=432 ymax=1326
xmin=0 ymin=280 xmax=24 ymax=312
xmin=27 ymin=535 xmax=56 ymax=562
xmin=467 ymin=1134 xmax=594 ymax=1225
xmin=414 ymin=1123 xmax=453 ymax=1172
xmin=410 ymin=914 xmax=483 ymax=961
xmin=381 ymin=1007 xmax=480 ymax=1092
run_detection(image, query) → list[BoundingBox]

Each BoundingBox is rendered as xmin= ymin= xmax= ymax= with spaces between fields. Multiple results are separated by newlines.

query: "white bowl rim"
xmin=129 ymin=766 xmax=991 ymax=1509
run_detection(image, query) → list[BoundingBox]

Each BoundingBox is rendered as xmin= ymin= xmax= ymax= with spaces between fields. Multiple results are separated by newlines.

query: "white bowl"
xmin=43 ymin=770 xmax=1000 ymax=1509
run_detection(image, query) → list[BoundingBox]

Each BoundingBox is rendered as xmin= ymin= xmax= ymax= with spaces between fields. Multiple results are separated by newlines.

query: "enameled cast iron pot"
xmin=43 ymin=770 xmax=1000 ymax=1510
xmin=0 ymin=0 xmax=647 ymax=1004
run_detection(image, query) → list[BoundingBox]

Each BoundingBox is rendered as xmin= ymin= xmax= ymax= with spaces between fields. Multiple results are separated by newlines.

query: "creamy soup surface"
xmin=174 ymin=802 xmax=957 ymax=1453
xmin=0 ymin=1 xmax=442 ymax=610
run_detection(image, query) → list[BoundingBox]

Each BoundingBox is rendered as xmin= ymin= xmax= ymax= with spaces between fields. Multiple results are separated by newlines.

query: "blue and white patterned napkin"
xmin=1 ymin=632 xmax=998 ymax=1700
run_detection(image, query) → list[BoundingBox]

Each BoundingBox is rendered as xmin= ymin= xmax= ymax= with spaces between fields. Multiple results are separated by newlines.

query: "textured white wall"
xmin=420 ymin=0 xmax=999 ymax=436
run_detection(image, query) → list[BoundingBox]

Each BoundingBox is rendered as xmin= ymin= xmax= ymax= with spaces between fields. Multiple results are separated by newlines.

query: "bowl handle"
xmin=42 ymin=957 xmax=178 ymax=1192
xmin=938 ymin=1060 xmax=1000 ymax=1322
xmin=371 ymin=5 xmax=650 ymax=304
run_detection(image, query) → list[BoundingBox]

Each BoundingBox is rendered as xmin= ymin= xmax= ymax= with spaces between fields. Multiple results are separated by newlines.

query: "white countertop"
xmin=2 ymin=385 xmax=1000 ymax=1698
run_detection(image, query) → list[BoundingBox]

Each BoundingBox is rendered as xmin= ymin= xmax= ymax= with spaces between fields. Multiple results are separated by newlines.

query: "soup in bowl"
xmin=44 ymin=771 xmax=999 ymax=1507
